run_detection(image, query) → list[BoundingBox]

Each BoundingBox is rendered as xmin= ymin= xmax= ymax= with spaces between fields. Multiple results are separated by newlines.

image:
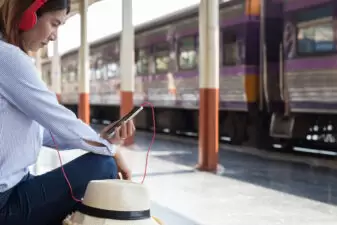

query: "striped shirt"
xmin=0 ymin=36 xmax=116 ymax=206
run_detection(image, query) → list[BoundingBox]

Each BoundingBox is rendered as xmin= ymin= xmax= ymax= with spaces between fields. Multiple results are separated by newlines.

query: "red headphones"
xmin=19 ymin=0 xmax=47 ymax=31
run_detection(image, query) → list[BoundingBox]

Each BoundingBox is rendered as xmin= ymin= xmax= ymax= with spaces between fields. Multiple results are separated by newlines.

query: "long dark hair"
xmin=37 ymin=0 xmax=71 ymax=16
xmin=0 ymin=0 xmax=71 ymax=51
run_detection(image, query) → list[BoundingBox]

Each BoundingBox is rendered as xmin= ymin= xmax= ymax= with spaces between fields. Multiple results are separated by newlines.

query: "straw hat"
xmin=63 ymin=179 xmax=163 ymax=225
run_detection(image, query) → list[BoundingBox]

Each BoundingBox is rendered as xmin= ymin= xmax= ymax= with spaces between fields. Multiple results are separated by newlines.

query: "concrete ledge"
xmin=139 ymin=132 xmax=337 ymax=170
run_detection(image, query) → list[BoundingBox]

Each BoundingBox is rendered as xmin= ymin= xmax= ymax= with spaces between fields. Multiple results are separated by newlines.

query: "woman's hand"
xmin=100 ymin=120 xmax=136 ymax=145
xmin=84 ymin=119 xmax=134 ymax=180
xmin=114 ymin=149 xmax=132 ymax=180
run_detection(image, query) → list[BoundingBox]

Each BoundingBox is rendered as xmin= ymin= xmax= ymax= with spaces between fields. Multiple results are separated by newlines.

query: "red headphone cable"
xmin=49 ymin=101 xmax=156 ymax=203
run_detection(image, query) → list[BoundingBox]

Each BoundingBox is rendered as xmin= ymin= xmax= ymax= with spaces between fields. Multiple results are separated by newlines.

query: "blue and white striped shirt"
xmin=0 ymin=37 xmax=116 ymax=194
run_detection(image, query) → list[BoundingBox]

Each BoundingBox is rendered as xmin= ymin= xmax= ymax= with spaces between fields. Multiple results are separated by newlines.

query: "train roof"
xmin=61 ymin=0 xmax=240 ymax=58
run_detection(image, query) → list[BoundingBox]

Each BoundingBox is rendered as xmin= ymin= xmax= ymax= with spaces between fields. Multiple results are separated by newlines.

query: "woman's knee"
xmin=80 ymin=153 xmax=118 ymax=180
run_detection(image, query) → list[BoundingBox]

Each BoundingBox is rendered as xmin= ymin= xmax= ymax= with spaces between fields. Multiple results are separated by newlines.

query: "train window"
xmin=155 ymin=56 xmax=170 ymax=73
xmin=69 ymin=71 xmax=76 ymax=82
xmin=296 ymin=5 xmax=335 ymax=55
xmin=297 ymin=21 xmax=335 ymax=54
xmin=102 ymin=66 xmax=109 ymax=80
xmin=153 ymin=42 xmax=170 ymax=74
xmin=90 ymin=59 xmax=95 ymax=80
xmin=107 ymin=62 xmax=119 ymax=77
xmin=95 ymin=71 xmax=101 ymax=80
xmin=222 ymin=33 xmax=238 ymax=66
xmin=178 ymin=36 xmax=197 ymax=70
xmin=62 ymin=75 xmax=68 ymax=84
xmin=74 ymin=64 xmax=78 ymax=81
xmin=195 ymin=36 xmax=200 ymax=66
xmin=90 ymin=67 xmax=96 ymax=80
xmin=68 ymin=65 xmax=76 ymax=82
xmin=136 ymin=49 xmax=149 ymax=75
xmin=95 ymin=59 xmax=103 ymax=80
xmin=61 ymin=66 xmax=68 ymax=83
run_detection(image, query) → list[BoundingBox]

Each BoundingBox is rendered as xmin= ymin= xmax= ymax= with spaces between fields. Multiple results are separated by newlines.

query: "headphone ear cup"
xmin=19 ymin=12 xmax=37 ymax=31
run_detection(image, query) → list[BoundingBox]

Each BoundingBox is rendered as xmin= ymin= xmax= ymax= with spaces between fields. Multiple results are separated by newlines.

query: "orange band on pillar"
xmin=198 ymin=88 xmax=219 ymax=172
xmin=79 ymin=93 xmax=90 ymax=124
xmin=120 ymin=91 xmax=134 ymax=146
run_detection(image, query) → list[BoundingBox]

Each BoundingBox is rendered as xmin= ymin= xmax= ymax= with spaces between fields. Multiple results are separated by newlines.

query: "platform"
xmin=32 ymin=131 xmax=337 ymax=225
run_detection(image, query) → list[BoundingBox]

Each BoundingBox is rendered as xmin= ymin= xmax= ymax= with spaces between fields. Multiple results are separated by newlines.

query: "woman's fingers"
xmin=113 ymin=126 xmax=121 ymax=141
xmin=121 ymin=122 xmax=128 ymax=139
xmin=119 ymin=120 xmax=135 ymax=140
xmin=128 ymin=120 xmax=136 ymax=135
xmin=103 ymin=120 xmax=136 ymax=144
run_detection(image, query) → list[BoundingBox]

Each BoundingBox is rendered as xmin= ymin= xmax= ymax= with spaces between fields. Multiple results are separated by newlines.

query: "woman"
xmin=0 ymin=0 xmax=134 ymax=224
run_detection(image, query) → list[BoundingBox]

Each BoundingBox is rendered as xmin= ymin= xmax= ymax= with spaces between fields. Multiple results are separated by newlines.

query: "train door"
xmin=260 ymin=0 xmax=294 ymax=140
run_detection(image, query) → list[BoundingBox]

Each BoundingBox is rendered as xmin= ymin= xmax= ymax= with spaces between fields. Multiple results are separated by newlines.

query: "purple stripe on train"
xmin=220 ymin=101 xmax=247 ymax=110
xmin=284 ymin=0 xmax=331 ymax=11
xmin=290 ymin=101 xmax=337 ymax=111
xmin=285 ymin=56 xmax=337 ymax=71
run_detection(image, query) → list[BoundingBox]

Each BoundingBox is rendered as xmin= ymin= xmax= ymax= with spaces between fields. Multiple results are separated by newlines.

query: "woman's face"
xmin=21 ymin=9 xmax=67 ymax=52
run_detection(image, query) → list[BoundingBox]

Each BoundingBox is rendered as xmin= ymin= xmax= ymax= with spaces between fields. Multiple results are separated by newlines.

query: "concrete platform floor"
xmin=31 ymin=132 xmax=337 ymax=225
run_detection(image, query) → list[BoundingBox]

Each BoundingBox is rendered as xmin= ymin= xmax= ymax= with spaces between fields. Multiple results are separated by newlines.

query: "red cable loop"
xmin=139 ymin=101 xmax=156 ymax=184
xmin=50 ymin=101 xmax=155 ymax=203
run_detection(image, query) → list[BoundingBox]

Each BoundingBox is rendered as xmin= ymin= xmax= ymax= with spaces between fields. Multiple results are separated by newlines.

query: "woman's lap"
xmin=0 ymin=152 xmax=118 ymax=225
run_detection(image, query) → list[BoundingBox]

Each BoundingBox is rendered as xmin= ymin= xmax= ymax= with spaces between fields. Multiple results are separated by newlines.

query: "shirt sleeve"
xmin=42 ymin=126 xmax=116 ymax=154
xmin=0 ymin=44 xmax=116 ymax=156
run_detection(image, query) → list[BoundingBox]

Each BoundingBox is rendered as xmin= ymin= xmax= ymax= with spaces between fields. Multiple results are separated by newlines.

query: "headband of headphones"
xmin=19 ymin=0 xmax=48 ymax=31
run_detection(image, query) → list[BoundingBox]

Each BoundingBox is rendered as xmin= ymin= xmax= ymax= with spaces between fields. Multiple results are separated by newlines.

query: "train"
xmin=40 ymin=0 xmax=337 ymax=154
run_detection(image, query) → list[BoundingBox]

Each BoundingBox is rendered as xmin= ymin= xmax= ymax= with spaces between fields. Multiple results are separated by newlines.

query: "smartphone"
xmin=107 ymin=106 xmax=143 ymax=138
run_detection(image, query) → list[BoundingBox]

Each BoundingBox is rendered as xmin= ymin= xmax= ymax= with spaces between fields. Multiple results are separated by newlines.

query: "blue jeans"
xmin=0 ymin=152 xmax=118 ymax=225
